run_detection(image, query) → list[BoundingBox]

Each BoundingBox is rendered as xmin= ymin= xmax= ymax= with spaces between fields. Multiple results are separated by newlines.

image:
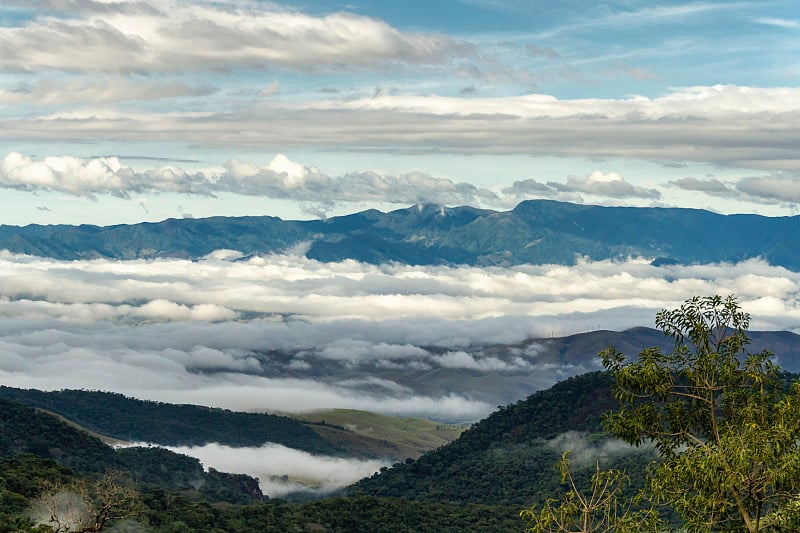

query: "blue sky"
xmin=0 ymin=0 xmax=799 ymax=224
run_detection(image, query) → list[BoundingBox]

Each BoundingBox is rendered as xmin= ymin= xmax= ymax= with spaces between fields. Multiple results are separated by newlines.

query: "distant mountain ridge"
xmin=3 ymin=200 xmax=800 ymax=269
xmin=3 ymin=328 xmax=799 ymax=425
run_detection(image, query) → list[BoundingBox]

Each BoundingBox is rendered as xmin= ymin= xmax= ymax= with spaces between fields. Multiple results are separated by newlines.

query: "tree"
xmin=600 ymin=295 xmax=800 ymax=532
xmin=520 ymin=451 xmax=662 ymax=533
xmin=33 ymin=471 xmax=141 ymax=532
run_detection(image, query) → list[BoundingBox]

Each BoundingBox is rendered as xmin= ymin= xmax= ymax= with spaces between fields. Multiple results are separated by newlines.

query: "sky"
xmin=1 ymin=0 xmax=799 ymax=225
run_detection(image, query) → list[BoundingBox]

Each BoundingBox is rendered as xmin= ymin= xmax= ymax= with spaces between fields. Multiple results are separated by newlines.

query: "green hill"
xmin=0 ymin=398 xmax=262 ymax=504
xmin=0 ymin=397 xmax=521 ymax=532
xmin=291 ymin=409 xmax=467 ymax=461
xmin=0 ymin=372 xmax=660 ymax=531
xmin=0 ymin=387 xmax=342 ymax=455
xmin=349 ymin=371 xmax=655 ymax=506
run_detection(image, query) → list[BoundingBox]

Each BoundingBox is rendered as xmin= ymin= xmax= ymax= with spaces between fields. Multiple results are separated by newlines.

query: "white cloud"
xmin=1 ymin=253 xmax=800 ymax=420
xmin=0 ymin=152 xmax=214 ymax=198
xmin=315 ymin=85 xmax=800 ymax=120
xmin=669 ymin=174 xmax=800 ymax=207
xmin=556 ymin=171 xmax=661 ymax=199
xmin=431 ymin=350 xmax=530 ymax=371
xmin=311 ymin=340 xmax=430 ymax=363
xmin=754 ymin=17 xmax=800 ymax=30
xmin=0 ymin=2 xmax=471 ymax=73
xmin=0 ymin=152 xmax=498 ymax=211
xmin=1 ymin=252 xmax=800 ymax=330
xmin=544 ymin=431 xmax=648 ymax=467
xmin=503 ymin=170 xmax=660 ymax=201
xmin=736 ymin=175 xmax=800 ymax=203
xmin=5 ymin=85 xmax=799 ymax=172
xmin=669 ymin=176 xmax=734 ymax=195
xmin=0 ymin=77 xmax=215 ymax=105
xmin=123 ymin=442 xmax=387 ymax=498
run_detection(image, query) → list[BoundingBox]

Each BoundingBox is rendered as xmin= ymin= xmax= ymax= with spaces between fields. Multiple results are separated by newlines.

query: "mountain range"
xmin=2 ymin=200 xmax=800 ymax=269
xmin=201 ymin=327 xmax=800 ymax=413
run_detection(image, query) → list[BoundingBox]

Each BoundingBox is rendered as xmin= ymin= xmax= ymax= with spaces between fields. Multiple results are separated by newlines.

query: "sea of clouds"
xmin=4 ymin=250 xmax=800 ymax=495
xmin=1 ymin=250 xmax=799 ymax=419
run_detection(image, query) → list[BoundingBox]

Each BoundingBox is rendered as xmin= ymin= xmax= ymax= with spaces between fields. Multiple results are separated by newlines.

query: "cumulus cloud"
xmin=501 ymin=178 xmax=584 ymax=204
xmin=670 ymin=174 xmax=800 ymax=208
xmin=0 ymin=152 xmax=213 ymax=198
xmin=123 ymin=442 xmax=386 ymax=498
xmin=504 ymin=171 xmax=660 ymax=201
xmin=431 ymin=351 xmax=531 ymax=372
xmin=0 ymin=152 xmax=667 ymax=211
xmin=2 ymin=252 xmax=800 ymax=331
xmin=555 ymin=171 xmax=661 ymax=199
xmin=0 ymin=1 xmax=471 ymax=73
xmin=220 ymin=155 xmax=499 ymax=208
xmin=736 ymin=175 xmax=800 ymax=204
xmin=0 ymin=152 xmax=497 ymax=211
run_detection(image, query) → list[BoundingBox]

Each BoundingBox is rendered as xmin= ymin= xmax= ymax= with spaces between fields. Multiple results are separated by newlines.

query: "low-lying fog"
xmin=120 ymin=442 xmax=387 ymax=499
xmin=1 ymin=250 xmax=799 ymax=422
xmin=119 ymin=431 xmax=650 ymax=499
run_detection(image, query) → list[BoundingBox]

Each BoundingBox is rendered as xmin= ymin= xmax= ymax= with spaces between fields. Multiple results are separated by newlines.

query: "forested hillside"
xmin=0 ymin=399 xmax=263 ymax=504
xmin=350 ymin=372 xmax=654 ymax=506
xmin=0 ymin=398 xmax=523 ymax=531
xmin=0 ymin=387 xmax=341 ymax=454
xmin=0 ymin=373 xmax=641 ymax=531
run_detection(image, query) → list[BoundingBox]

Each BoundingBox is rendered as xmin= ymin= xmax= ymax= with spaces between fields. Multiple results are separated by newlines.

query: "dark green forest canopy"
xmin=0 ymin=454 xmax=524 ymax=533
xmin=0 ymin=400 xmax=524 ymax=532
xmin=350 ymin=372 xmax=654 ymax=506
xmin=0 ymin=398 xmax=263 ymax=504
xmin=0 ymin=387 xmax=341 ymax=454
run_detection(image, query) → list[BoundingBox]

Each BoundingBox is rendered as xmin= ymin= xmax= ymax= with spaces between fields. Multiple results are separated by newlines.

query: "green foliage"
xmin=601 ymin=295 xmax=800 ymax=532
xmin=0 ymin=399 xmax=120 ymax=475
xmin=521 ymin=452 xmax=663 ymax=533
xmin=138 ymin=493 xmax=523 ymax=532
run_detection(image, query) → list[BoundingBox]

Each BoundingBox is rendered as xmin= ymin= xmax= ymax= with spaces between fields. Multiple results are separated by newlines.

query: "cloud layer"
xmin=0 ymin=152 xmax=498 ymax=211
xmin=9 ymin=150 xmax=799 ymax=213
xmin=124 ymin=442 xmax=386 ymax=499
xmin=1 ymin=251 xmax=800 ymax=421
xmin=0 ymin=2 xmax=469 ymax=73
xmin=4 ymin=85 xmax=800 ymax=176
